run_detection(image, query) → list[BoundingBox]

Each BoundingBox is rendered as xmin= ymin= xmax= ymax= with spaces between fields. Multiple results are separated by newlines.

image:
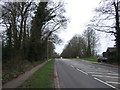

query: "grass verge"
xmin=80 ymin=58 xmax=97 ymax=62
xmin=18 ymin=59 xmax=55 ymax=88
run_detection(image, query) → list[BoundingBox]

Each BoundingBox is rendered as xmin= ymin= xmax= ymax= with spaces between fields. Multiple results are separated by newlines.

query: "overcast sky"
xmin=55 ymin=0 xmax=115 ymax=55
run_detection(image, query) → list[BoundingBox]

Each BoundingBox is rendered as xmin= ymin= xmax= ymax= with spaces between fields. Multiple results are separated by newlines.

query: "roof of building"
xmin=106 ymin=47 xmax=116 ymax=53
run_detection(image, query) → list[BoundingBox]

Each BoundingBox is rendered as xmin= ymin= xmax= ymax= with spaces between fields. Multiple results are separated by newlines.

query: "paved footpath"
xmin=3 ymin=61 xmax=47 ymax=88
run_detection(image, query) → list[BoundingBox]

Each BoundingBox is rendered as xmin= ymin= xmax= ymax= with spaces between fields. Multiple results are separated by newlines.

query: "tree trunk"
xmin=114 ymin=1 xmax=120 ymax=62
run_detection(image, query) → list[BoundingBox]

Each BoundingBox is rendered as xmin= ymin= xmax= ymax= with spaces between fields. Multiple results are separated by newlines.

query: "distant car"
xmin=97 ymin=57 xmax=108 ymax=62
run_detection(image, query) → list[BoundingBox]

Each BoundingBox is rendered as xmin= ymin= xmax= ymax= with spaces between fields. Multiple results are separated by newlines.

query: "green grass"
xmin=18 ymin=59 xmax=55 ymax=88
xmin=80 ymin=58 xmax=97 ymax=62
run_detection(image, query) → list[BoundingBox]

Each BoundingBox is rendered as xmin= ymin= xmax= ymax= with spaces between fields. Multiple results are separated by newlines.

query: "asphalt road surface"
xmin=55 ymin=58 xmax=120 ymax=89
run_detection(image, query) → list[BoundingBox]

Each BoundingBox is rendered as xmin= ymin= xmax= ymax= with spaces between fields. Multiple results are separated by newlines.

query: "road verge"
xmin=3 ymin=61 xmax=47 ymax=88
xmin=18 ymin=59 xmax=54 ymax=88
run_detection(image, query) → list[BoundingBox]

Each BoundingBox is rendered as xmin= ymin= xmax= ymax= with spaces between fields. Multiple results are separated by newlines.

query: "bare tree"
xmin=88 ymin=0 xmax=120 ymax=61
xmin=61 ymin=28 xmax=98 ymax=58
xmin=28 ymin=1 xmax=68 ymax=61
xmin=83 ymin=28 xmax=98 ymax=57
xmin=41 ymin=1 xmax=68 ymax=41
xmin=1 ymin=2 xmax=36 ymax=49
xmin=1 ymin=1 xmax=37 ymax=61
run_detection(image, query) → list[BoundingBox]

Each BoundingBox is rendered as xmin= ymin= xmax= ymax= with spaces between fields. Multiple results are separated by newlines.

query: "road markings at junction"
xmin=94 ymin=77 xmax=116 ymax=89
xmin=92 ymin=75 xmax=119 ymax=78
xmin=106 ymin=81 xmax=120 ymax=85
xmin=76 ymin=68 xmax=88 ymax=75
xmin=88 ymin=72 xmax=119 ymax=75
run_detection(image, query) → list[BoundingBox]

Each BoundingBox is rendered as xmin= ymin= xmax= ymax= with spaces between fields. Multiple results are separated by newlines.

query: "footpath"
xmin=3 ymin=61 xmax=47 ymax=88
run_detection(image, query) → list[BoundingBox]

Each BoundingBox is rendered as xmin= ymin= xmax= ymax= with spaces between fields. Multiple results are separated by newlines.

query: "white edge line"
xmin=76 ymin=68 xmax=88 ymax=75
xmin=94 ymin=77 xmax=116 ymax=89
xmin=55 ymin=70 xmax=60 ymax=88
xmin=54 ymin=63 xmax=60 ymax=88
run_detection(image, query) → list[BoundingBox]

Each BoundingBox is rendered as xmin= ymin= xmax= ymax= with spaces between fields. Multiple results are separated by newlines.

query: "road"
xmin=55 ymin=58 xmax=119 ymax=89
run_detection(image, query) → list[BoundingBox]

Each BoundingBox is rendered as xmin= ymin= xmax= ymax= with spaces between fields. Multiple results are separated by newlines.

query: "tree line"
xmin=61 ymin=28 xmax=98 ymax=58
xmin=1 ymin=1 xmax=67 ymax=63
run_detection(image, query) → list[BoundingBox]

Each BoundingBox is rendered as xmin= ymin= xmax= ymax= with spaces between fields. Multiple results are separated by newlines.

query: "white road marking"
xmin=71 ymin=65 xmax=74 ymax=68
xmin=88 ymin=72 xmax=119 ymax=75
xmin=92 ymin=75 xmax=119 ymax=78
xmin=54 ymin=64 xmax=60 ymax=88
xmin=76 ymin=68 xmax=88 ymax=75
xmin=85 ymin=70 xmax=111 ymax=73
xmin=106 ymin=81 xmax=120 ymax=85
xmin=94 ymin=77 xmax=116 ymax=89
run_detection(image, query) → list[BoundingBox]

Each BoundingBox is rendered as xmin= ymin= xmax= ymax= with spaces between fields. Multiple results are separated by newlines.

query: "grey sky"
xmin=55 ymin=0 xmax=115 ymax=55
